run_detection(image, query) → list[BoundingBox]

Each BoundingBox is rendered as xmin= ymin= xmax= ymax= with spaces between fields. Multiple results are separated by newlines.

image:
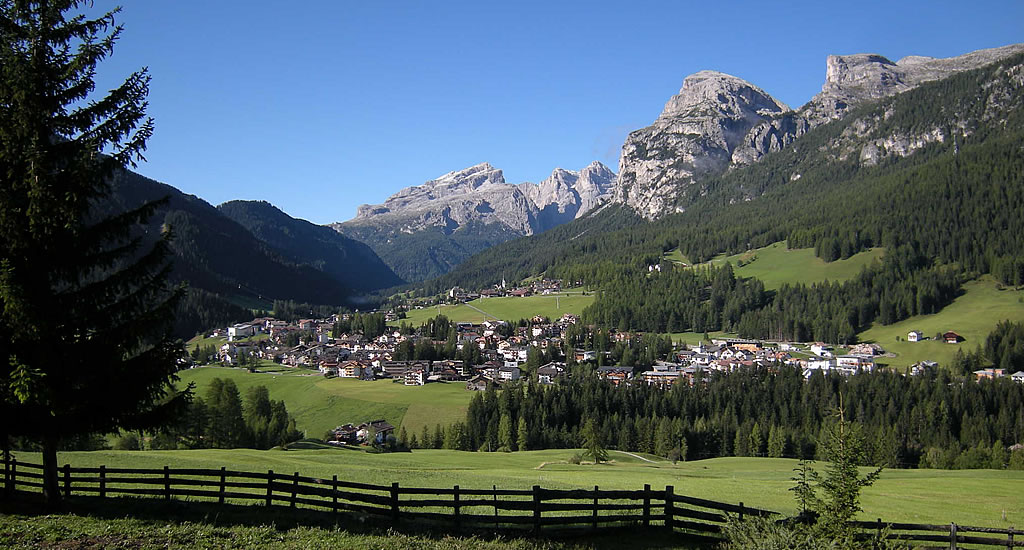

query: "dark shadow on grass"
xmin=0 ymin=492 xmax=713 ymax=549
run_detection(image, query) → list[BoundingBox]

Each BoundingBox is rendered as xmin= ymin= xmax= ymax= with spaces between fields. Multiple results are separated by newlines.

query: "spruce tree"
xmin=0 ymin=1 xmax=187 ymax=504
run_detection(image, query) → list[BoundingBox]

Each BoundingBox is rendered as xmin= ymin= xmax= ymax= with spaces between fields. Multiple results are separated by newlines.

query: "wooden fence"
xmin=850 ymin=520 xmax=1022 ymax=549
xmin=2 ymin=456 xmax=1019 ymax=548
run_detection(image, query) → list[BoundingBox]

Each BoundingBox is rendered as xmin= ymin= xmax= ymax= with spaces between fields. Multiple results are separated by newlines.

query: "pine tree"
xmin=516 ymin=416 xmax=528 ymax=451
xmin=0 ymin=1 xmax=186 ymax=504
xmin=581 ymin=418 xmax=608 ymax=463
xmin=812 ymin=402 xmax=882 ymax=541
xmin=498 ymin=413 xmax=513 ymax=451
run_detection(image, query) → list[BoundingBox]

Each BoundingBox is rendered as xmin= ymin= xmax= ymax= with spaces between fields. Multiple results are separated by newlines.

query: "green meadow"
xmin=10 ymin=449 xmax=1022 ymax=528
xmin=402 ymin=293 xmax=595 ymax=325
xmin=177 ymin=367 xmax=474 ymax=439
xmin=711 ymin=242 xmax=885 ymax=290
xmin=859 ymin=276 xmax=1024 ymax=370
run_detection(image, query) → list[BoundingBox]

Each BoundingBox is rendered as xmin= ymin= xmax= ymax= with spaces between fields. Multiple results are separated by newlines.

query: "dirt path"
xmin=613 ymin=450 xmax=657 ymax=463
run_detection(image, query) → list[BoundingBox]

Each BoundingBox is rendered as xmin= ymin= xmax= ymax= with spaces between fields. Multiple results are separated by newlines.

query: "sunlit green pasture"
xmin=670 ymin=242 xmax=885 ymax=290
xmin=177 ymin=367 xmax=474 ymax=439
xmin=11 ymin=449 xmax=1022 ymax=528
xmin=859 ymin=276 xmax=1024 ymax=370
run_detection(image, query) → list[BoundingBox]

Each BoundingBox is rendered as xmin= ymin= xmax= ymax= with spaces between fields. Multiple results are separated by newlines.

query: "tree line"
xmin=459 ymin=367 xmax=1024 ymax=469
xmin=139 ymin=378 xmax=303 ymax=450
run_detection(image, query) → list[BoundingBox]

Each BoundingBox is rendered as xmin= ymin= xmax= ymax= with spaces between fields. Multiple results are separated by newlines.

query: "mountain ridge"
xmin=615 ymin=42 xmax=1024 ymax=218
xmin=332 ymin=161 xmax=616 ymax=282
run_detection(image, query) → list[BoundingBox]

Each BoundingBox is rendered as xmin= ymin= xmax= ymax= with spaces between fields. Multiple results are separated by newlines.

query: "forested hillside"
xmin=218 ymin=200 xmax=403 ymax=291
xmin=101 ymin=172 xmax=361 ymax=337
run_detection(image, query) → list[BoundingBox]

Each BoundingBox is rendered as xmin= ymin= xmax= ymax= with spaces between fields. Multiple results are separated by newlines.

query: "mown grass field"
xmin=859 ymin=276 xmax=1024 ymax=370
xmin=177 ymin=367 xmax=474 ymax=439
xmin=9 ymin=449 xmax=1022 ymax=528
xmin=402 ymin=293 xmax=595 ymax=325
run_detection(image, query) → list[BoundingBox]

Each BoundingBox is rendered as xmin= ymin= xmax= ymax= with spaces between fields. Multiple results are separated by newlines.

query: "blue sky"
xmin=96 ymin=0 xmax=1023 ymax=225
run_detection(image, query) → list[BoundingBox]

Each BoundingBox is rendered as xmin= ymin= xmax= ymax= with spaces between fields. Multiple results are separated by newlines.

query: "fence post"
xmin=163 ymin=465 xmax=170 ymax=500
xmin=219 ymin=467 xmax=226 ymax=504
xmin=876 ymin=518 xmax=883 ymax=541
xmin=99 ymin=465 xmax=106 ymax=499
xmin=63 ymin=464 xmax=71 ymax=498
xmin=3 ymin=455 xmax=11 ymax=497
xmin=291 ymin=472 xmax=298 ymax=508
xmin=739 ymin=501 xmax=744 ymax=522
xmin=532 ymin=485 xmax=541 ymax=533
xmin=950 ymin=522 xmax=958 ymax=550
xmin=592 ymin=485 xmax=599 ymax=531
xmin=453 ymin=485 xmax=461 ymax=530
xmin=266 ymin=470 xmax=274 ymax=507
xmin=1007 ymin=526 xmax=1014 ymax=550
xmin=643 ymin=484 xmax=651 ymax=528
xmin=493 ymin=484 xmax=499 ymax=530
xmin=391 ymin=482 xmax=400 ymax=523
xmin=664 ymin=485 xmax=675 ymax=531
xmin=332 ymin=475 xmax=338 ymax=514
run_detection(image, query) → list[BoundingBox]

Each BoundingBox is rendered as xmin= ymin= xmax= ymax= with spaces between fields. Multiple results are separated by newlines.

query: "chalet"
xmin=724 ymin=339 xmax=761 ymax=352
xmin=907 ymin=331 xmax=924 ymax=342
xmin=339 ymin=360 xmax=367 ymax=379
xmin=910 ymin=360 xmax=938 ymax=376
xmin=357 ymin=420 xmax=395 ymax=444
xmin=227 ymin=323 xmax=256 ymax=342
xmin=574 ymin=349 xmax=597 ymax=362
xmin=596 ymin=366 xmax=634 ymax=385
xmin=536 ymin=362 xmax=566 ymax=385
xmin=836 ymin=355 xmax=875 ymax=372
xmin=1011 ymin=371 xmax=1024 ymax=383
xmin=508 ymin=288 xmax=532 ymax=297
xmin=318 ymin=361 xmax=339 ymax=376
xmin=810 ymin=343 xmax=833 ymax=357
xmin=465 ymin=374 xmax=492 ymax=391
xmin=404 ymin=369 xmax=426 ymax=386
xmin=944 ymin=331 xmax=963 ymax=344
xmin=497 ymin=365 xmax=521 ymax=382
xmin=328 ymin=424 xmax=359 ymax=445
xmin=973 ymin=368 xmax=1006 ymax=381
xmin=639 ymin=363 xmax=682 ymax=388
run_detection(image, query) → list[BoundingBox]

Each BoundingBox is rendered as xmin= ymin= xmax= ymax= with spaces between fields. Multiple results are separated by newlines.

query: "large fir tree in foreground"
xmin=0 ymin=0 xmax=188 ymax=504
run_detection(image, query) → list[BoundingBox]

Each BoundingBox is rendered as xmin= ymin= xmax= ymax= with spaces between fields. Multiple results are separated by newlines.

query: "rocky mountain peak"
xmin=660 ymin=70 xmax=789 ymax=120
xmin=614 ymin=70 xmax=789 ymax=218
xmin=615 ymin=43 xmax=1024 ymax=219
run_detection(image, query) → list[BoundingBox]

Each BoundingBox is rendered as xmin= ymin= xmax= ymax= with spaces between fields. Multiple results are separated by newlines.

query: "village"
xmin=201 ymin=291 xmax=1024 ymax=398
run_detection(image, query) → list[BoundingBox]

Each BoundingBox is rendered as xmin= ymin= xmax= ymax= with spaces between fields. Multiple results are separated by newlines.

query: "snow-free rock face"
xmin=332 ymin=161 xmax=616 ymax=281
xmin=349 ymin=163 xmax=537 ymax=235
xmin=614 ymin=71 xmax=789 ymax=218
xmin=345 ymin=161 xmax=616 ymax=237
xmin=616 ymin=44 xmax=1024 ymax=219
xmin=523 ymin=161 xmax=617 ymax=231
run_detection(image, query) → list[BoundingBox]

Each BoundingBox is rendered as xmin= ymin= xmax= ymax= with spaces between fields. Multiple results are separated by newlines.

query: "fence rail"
xmin=2 ymin=456 xmax=1017 ymax=548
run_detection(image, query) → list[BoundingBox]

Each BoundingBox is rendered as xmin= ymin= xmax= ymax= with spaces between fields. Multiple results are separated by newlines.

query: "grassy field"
xmin=9 ymin=449 xmax=1022 ymax=528
xmin=670 ymin=242 xmax=885 ymax=291
xmin=177 ymin=367 xmax=474 ymax=439
xmin=402 ymin=293 xmax=595 ymax=326
xmin=859 ymin=276 xmax=1024 ymax=370
xmin=713 ymin=243 xmax=885 ymax=290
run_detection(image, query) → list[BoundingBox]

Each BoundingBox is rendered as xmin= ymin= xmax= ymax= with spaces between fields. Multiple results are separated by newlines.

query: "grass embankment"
xmin=10 ymin=449 xmax=1022 ymax=529
xmin=402 ymin=293 xmax=595 ymax=326
xmin=672 ymin=242 xmax=885 ymax=291
xmin=177 ymin=367 xmax=474 ymax=439
xmin=859 ymin=276 xmax=1024 ymax=370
